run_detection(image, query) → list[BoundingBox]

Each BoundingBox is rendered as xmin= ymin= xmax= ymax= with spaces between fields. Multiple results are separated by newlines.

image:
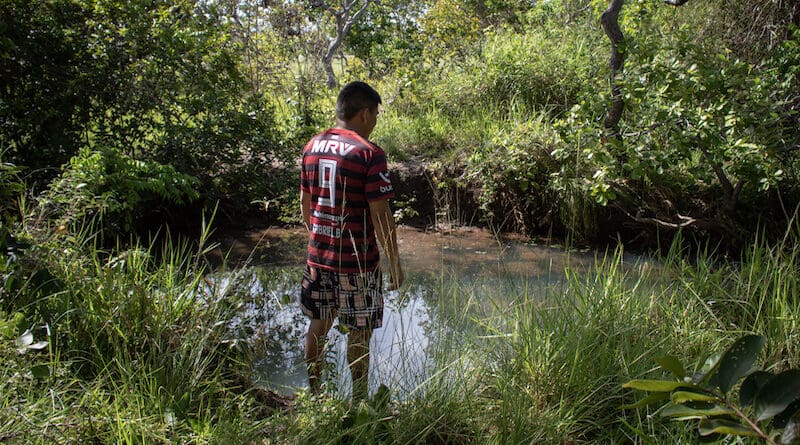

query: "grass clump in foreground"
xmin=265 ymin=235 xmax=798 ymax=444
xmin=479 ymin=241 xmax=798 ymax=444
xmin=0 ymin=220 xmax=276 ymax=444
xmin=2 ymin=219 xmax=799 ymax=443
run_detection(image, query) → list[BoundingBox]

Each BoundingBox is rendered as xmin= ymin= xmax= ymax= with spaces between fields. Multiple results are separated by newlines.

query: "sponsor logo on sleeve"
xmin=378 ymin=171 xmax=393 ymax=193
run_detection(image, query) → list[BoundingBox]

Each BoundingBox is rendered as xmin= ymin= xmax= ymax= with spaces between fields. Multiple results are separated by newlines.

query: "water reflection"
xmin=242 ymin=270 xmax=436 ymax=398
xmin=221 ymin=226 xmax=628 ymax=398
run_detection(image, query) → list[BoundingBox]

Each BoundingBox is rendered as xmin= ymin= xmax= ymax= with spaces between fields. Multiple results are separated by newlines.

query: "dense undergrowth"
xmin=0 ymin=218 xmax=263 ymax=443
xmin=2 ymin=0 xmax=800 ymax=443
xmin=2 ymin=201 xmax=798 ymax=443
xmin=368 ymin=12 xmax=800 ymax=245
xmin=4 ymin=1 xmax=798 ymax=247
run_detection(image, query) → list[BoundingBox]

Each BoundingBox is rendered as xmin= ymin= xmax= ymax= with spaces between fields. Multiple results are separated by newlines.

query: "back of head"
xmin=336 ymin=81 xmax=382 ymax=121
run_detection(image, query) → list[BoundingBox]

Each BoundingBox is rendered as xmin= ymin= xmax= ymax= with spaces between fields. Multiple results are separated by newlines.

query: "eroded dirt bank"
xmin=206 ymin=224 xmax=536 ymax=269
xmin=205 ymin=158 xmax=796 ymax=259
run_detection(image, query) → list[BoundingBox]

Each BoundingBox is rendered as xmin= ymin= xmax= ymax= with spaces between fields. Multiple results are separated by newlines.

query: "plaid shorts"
xmin=300 ymin=265 xmax=384 ymax=330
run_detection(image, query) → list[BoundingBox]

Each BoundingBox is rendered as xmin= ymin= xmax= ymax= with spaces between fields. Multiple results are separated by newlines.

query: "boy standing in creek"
xmin=299 ymin=81 xmax=404 ymax=402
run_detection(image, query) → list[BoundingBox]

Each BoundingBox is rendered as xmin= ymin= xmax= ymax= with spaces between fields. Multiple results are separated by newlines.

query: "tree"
xmin=591 ymin=0 xmax=800 ymax=234
xmin=344 ymin=0 xmax=424 ymax=78
xmin=599 ymin=0 xmax=625 ymax=142
xmin=309 ymin=0 xmax=376 ymax=89
xmin=1 ymin=0 xmax=291 ymax=211
xmin=421 ymin=0 xmax=482 ymax=61
xmin=599 ymin=0 xmax=691 ymax=142
xmin=0 ymin=0 xmax=98 ymax=180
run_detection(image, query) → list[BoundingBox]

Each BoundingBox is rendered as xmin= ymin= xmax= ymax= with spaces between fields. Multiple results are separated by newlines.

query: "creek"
xmin=218 ymin=226 xmax=642 ymax=399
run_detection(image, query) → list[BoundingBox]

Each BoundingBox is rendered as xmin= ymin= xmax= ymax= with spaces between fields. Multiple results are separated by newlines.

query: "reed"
xmin=280 ymin=235 xmax=799 ymax=443
xmin=3 ymin=222 xmax=798 ymax=443
xmin=0 ymin=216 xmax=265 ymax=444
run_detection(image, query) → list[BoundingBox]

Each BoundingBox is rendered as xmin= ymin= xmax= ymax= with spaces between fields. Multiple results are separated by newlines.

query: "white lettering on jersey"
xmin=378 ymin=171 xmax=393 ymax=193
xmin=317 ymin=159 xmax=337 ymax=207
xmin=311 ymin=223 xmax=342 ymax=238
xmin=311 ymin=139 xmax=355 ymax=156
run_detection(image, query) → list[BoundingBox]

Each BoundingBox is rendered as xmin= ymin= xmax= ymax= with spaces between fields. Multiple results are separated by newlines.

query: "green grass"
xmin=264 ymin=235 xmax=799 ymax=444
xmin=0 ymin=218 xmax=269 ymax=444
xmin=2 ymin=218 xmax=799 ymax=443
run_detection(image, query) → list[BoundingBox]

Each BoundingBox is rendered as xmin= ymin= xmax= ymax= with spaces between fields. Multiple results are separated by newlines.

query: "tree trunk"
xmin=600 ymin=0 xmax=625 ymax=142
xmin=322 ymin=15 xmax=344 ymax=89
xmin=323 ymin=51 xmax=337 ymax=89
xmin=320 ymin=0 xmax=372 ymax=89
xmin=697 ymin=142 xmax=743 ymax=217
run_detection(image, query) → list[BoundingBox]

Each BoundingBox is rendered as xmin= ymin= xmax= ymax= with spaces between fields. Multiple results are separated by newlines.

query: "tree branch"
xmin=320 ymin=0 xmax=375 ymax=88
xmin=600 ymin=0 xmax=625 ymax=142
xmin=348 ymin=0 xmax=372 ymax=25
xmin=621 ymin=208 xmax=698 ymax=229
xmin=697 ymin=142 xmax=735 ymax=199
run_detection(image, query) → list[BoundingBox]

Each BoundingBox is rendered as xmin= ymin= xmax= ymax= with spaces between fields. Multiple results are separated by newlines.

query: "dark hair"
xmin=336 ymin=81 xmax=382 ymax=120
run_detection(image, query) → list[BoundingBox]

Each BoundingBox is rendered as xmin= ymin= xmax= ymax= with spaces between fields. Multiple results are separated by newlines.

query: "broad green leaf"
xmin=693 ymin=352 xmax=722 ymax=385
xmin=623 ymin=380 xmax=694 ymax=392
xmin=30 ymin=365 xmax=50 ymax=379
xmin=620 ymin=392 xmax=670 ymax=409
xmin=698 ymin=418 xmax=759 ymax=437
xmin=717 ymin=335 xmax=765 ymax=394
xmin=657 ymin=355 xmax=687 ymax=379
xmin=772 ymin=399 xmax=800 ymax=429
xmin=754 ymin=370 xmax=800 ymax=421
xmin=740 ymin=371 xmax=772 ymax=407
xmin=660 ymin=403 xmax=734 ymax=420
xmin=672 ymin=391 xmax=718 ymax=404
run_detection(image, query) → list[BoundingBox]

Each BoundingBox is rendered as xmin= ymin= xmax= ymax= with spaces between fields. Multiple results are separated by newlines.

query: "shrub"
xmin=39 ymin=145 xmax=199 ymax=237
xmin=624 ymin=334 xmax=800 ymax=444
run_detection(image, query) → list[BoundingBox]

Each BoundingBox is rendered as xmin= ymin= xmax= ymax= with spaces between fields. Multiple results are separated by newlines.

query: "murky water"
xmin=220 ymin=226 xmax=630 ymax=398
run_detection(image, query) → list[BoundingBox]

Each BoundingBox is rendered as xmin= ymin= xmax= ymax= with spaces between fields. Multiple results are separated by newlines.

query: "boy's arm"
xmin=300 ymin=190 xmax=311 ymax=231
xmin=368 ymin=198 xmax=404 ymax=290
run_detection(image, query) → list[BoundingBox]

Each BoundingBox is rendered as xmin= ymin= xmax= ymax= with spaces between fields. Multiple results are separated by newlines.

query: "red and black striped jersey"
xmin=300 ymin=128 xmax=395 ymax=273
